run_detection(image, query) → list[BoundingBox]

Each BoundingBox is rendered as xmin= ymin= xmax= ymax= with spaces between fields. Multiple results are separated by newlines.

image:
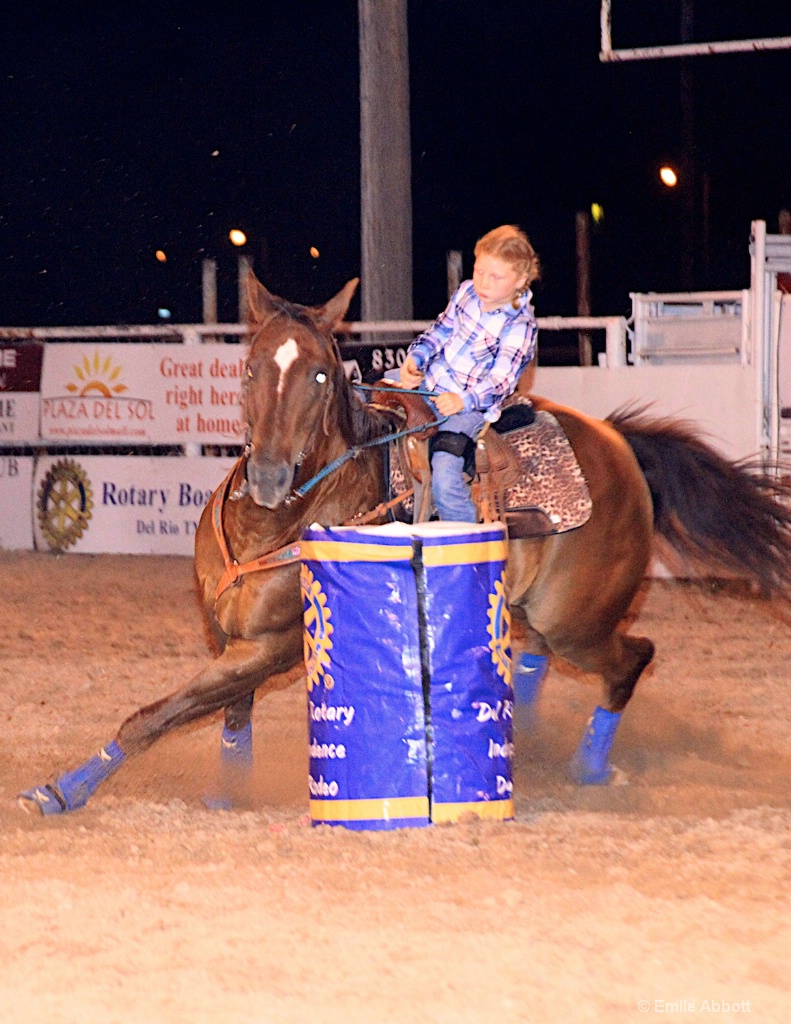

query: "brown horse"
xmin=20 ymin=274 xmax=791 ymax=813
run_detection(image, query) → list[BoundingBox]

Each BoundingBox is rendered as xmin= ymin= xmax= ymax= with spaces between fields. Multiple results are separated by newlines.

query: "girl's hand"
xmin=399 ymin=355 xmax=424 ymax=389
xmin=434 ymin=392 xmax=464 ymax=416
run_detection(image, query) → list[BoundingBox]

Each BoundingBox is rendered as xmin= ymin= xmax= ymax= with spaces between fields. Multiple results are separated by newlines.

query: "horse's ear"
xmin=313 ymin=278 xmax=359 ymax=331
xmin=246 ymin=271 xmax=280 ymax=324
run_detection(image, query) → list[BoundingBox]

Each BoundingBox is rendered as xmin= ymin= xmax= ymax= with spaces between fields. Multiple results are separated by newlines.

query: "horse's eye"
xmin=246 ymin=366 xmax=254 ymax=380
xmin=315 ymin=372 xmax=327 ymax=384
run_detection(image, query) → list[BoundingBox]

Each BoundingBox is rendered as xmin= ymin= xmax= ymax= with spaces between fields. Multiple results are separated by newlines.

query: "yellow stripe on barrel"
xmin=310 ymin=795 xmax=430 ymax=822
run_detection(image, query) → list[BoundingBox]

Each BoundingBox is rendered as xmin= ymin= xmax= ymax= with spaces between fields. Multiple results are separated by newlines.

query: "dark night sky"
xmin=2 ymin=1 xmax=791 ymax=329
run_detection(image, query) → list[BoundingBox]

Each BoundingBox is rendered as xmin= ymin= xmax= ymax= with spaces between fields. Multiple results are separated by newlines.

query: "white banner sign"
xmin=0 ymin=455 xmax=34 ymax=550
xmin=0 ymin=393 xmax=39 ymax=444
xmin=40 ymin=344 xmax=249 ymax=445
xmin=1 ymin=342 xmax=43 ymax=444
xmin=33 ymin=455 xmax=236 ymax=555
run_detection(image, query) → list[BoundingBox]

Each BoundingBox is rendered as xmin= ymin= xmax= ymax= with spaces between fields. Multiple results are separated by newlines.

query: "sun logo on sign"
xmin=301 ymin=565 xmax=334 ymax=692
xmin=487 ymin=572 xmax=512 ymax=686
xmin=65 ymin=351 xmax=128 ymax=397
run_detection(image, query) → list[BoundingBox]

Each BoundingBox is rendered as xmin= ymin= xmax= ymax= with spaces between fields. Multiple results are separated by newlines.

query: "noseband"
xmin=212 ymin=317 xmax=447 ymax=601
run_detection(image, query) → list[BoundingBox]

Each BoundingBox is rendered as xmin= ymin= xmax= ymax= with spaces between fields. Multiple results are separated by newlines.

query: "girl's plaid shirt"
xmin=408 ymin=280 xmax=538 ymax=422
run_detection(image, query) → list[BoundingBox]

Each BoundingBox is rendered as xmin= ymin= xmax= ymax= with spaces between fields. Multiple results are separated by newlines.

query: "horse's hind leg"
xmin=604 ymin=634 xmax=656 ymax=714
xmin=19 ymin=627 xmax=302 ymax=815
xmin=568 ymin=631 xmax=655 ymax=785
xmin=203 ymin=692 xmax=258 ymax=812
xmin=512 ymin=626 xmax=551 ymax=729
xmin=524 ymin=561 xmax=655 ymax=785
xmin=220 ymin=692 xmax=255 ymax=766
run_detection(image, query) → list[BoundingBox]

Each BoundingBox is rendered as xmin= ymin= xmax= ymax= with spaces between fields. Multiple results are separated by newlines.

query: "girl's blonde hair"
xmin=474 ymin=224 xmax=541 ymax=287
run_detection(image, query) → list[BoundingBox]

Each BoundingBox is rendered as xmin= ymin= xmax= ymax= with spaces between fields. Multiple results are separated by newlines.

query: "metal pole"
xmin=601 ymin=36 xmax=791 ymax=63
xmin=751 ymin=220 xmax=770 ymax=458
xmin=604 ymin=318 xmax=628 ymax=367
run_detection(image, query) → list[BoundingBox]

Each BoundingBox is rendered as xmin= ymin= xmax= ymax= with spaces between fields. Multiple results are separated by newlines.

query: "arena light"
xmin=229 ymin=229 xmax=247 ymax=247
xmin=155 ymin=250 xmax=167 ymax=262
xmin=660 ymin=166 xmax=678 ymax=187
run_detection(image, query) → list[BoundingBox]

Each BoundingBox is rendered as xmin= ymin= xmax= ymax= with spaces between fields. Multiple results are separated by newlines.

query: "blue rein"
xmin=290 ymin=384 xmax=447 ymax=500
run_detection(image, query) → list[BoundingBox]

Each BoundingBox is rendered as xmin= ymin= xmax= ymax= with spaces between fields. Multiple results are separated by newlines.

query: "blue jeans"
xmin=430 ymin=410 xmax=485 ymax=521
xmin=383 ymin=372 xmax=484 ymax=521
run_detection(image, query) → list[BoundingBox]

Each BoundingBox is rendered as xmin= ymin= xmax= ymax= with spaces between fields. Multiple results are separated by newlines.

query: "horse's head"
xmin=241 ymin=271 xmax=358 ymax=509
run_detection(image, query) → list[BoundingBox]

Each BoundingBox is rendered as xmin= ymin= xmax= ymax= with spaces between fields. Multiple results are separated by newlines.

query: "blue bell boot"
xmin=220 ymin=722 xmax=253 ymax=766
xmin=513 ymin=652 xmax=549 ymax=707
xmin=204 ymin=723 xmax=254 ymax=810
xmin=20 ymin=741 xmax=126 ymax=815
xmin=569 ymin=706 xmax=621 ymax=785
xmin=512 ymin=652 xmax=549 ymax=731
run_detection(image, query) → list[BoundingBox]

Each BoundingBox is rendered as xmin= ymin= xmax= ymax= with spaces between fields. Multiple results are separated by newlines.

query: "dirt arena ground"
xmin=1 ymin=550 xmax=790 ymax=1023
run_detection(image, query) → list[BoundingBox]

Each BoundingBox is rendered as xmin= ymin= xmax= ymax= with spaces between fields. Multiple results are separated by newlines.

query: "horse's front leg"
xmin=19 ymin=627 xmax=303 ymax=815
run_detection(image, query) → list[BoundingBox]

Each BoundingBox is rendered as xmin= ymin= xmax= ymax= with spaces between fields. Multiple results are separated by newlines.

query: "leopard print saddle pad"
xmin=494 ymin=409 xmax=592 ymax=535
xmin=389 ymin=402 xmax=592 ymax=537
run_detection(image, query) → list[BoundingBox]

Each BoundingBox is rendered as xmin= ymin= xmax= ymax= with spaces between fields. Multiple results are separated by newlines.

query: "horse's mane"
xmin=335 ymin=372 xmax=395 ymax=446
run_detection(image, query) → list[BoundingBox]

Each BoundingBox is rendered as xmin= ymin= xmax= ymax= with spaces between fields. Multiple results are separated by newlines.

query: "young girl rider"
xmin=399 ymin=224 xmax=540 ymax=521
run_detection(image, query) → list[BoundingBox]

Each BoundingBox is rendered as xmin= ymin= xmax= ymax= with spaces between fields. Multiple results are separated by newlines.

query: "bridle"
xmin=211 ymin=379 xmax=446 ymax=602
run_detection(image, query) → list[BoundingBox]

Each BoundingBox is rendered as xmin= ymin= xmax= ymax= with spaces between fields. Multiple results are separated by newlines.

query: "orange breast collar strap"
xmin=211 ymin=457 xmax=302 ymax=602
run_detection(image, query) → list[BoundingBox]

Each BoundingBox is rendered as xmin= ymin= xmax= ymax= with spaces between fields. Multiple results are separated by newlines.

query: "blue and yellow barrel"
xmin=300 ymin=521 xmax=514 ymax=830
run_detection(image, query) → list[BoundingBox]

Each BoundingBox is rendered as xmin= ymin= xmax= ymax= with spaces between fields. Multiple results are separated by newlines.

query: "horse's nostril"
xmin=246 ymin=456 xmax=295 ymax=508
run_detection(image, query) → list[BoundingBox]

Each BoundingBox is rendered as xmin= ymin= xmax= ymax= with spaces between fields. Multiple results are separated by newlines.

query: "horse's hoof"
xmin=202 ymin=795 xmax=234 ymax=811
xmin=568 ymin=756 xmax=612 ymax=786
xmin=17 ymin=785 xmax=68 ymax=815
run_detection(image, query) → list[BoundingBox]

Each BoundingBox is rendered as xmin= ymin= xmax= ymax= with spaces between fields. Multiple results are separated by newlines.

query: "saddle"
xmin=376 ymin=387 xmax=592 ymax=538
xmin=476 ymin=397 xmax=592 ymax=536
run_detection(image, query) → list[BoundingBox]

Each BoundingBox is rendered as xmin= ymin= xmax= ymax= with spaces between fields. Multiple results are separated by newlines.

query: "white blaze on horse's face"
xmin=244 ymin=325 xmax=329 ymax=509
xmin=274 ymin=337 xmax=299 ymax=394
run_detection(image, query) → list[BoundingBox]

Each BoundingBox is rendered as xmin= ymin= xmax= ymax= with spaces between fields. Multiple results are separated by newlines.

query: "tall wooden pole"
xmin=202 ymin=258 xmax=218 ymax=347
xmin=237 ymin=254 xmax=253 ymax=323
xmin=359 ymin=0 xmax=413 ymax=333
xmin=202 ymin=259 xmax=217 ymax=326
xmin=575 ymin=211 xmax=593 ymax=365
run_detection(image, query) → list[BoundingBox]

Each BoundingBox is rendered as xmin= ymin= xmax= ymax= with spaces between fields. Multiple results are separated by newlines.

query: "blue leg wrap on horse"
xmin=220 ymin=722 xmax=253 ymax=765
xmin=569 ymin=706 xmax=621 ymax=785
xmin=56 ymin=741 xmax=126 ymax=810
xmin=513 ymin=652 xmax=549 ymax=708
xmin=203 ymin=723 xmax=254 ymax=809
xmin=27 ymin=741 xmax=126 ymax=814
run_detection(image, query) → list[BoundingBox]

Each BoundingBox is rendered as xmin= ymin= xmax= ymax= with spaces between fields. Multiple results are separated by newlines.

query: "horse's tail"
xmin=607 ymin=403 xmax=791 ymax=600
